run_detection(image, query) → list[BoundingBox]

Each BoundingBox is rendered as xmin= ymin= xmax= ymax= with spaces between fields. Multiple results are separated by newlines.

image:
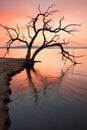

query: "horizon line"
xmin=0 ymin=45 xmax=87 ymax=49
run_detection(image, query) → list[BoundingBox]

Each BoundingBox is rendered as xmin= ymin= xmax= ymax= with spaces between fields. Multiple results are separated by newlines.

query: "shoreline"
xmin=0 ymin=57 xmax=25 ymax=130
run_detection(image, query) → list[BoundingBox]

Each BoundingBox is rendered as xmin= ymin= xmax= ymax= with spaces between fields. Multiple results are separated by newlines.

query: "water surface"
xmin=2 ymin=48 xmax=87 ymax=130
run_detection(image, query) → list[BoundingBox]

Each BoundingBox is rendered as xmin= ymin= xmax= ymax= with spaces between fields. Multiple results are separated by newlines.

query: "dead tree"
xmin=0 ymin=5 xmax=81 ymax=68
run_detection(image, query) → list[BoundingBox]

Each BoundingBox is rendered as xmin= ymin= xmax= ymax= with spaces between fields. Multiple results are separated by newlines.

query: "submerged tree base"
xmin=24 ymin=59 xmax=41 ymax=68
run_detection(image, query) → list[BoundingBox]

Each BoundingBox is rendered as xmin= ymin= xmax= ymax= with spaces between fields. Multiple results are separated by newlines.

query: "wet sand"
xmin=0 ymin=58 xmax=24 ymax=130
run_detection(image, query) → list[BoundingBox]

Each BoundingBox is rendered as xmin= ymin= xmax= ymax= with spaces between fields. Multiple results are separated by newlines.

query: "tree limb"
xmin=0 ymin=5 xmax=81 ymax=65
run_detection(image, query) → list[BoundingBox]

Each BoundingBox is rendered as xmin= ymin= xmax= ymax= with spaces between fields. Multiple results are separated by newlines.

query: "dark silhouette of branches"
xmin=0 ymin=5 xmax=81 ymax=67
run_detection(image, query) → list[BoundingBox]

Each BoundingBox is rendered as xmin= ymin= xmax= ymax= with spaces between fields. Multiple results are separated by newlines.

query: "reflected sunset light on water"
xmin=5 ymin=48 xmax=87 ymax=130
xmin=0 ymin=48 xmax=87 ymax=129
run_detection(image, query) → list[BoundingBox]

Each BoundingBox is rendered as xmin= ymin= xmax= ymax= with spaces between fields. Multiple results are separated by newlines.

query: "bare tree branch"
xmin=26 ymin=25 xmax=33 ymax=39
xmin=0 ymin=5 xmax=81 ymax=67
xmin=38 ymin=4 xmax=41 ymax=14
xmin=0 ymin=24 xmax=29 ymax=57
xmin=46 ymin=4 xmax=55 ymax=12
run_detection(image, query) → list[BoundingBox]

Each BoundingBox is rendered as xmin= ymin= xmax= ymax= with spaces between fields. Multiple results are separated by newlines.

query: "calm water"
xmin=1 ymin=49 xmax=87 ymax=130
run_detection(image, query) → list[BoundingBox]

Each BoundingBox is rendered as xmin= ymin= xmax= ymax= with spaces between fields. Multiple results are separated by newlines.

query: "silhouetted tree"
xmin=0 ymin=5 xmax=81 ymax=68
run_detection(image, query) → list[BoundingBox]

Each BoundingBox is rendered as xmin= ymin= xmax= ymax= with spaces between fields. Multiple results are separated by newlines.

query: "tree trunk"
xmin=25 ymin=49 xmax=34 ymax=68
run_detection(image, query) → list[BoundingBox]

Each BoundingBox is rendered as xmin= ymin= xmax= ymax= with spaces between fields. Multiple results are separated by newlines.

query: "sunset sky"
xmin=0 ymin=0 xmax=87 ymax=47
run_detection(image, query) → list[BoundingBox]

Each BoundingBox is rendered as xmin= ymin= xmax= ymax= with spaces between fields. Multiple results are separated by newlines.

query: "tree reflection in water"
xmin=24 ymin=65 xmax=74 ymax=104
xmin=4 ymin=64 xmax=78 ymax=130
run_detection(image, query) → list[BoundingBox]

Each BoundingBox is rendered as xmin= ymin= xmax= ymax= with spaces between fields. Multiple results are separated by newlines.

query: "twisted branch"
xmin=0 ymin=5 xmax=81 ymax=64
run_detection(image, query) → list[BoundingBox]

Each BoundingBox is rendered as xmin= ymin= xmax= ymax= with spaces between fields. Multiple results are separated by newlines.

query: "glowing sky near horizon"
xmin=0 ymin=0 xmax=87 ymax=46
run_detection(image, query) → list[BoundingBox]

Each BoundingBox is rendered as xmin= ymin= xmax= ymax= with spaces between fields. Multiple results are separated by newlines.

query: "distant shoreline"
xmin=0 ymin=46 xmax=87 ymax=49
